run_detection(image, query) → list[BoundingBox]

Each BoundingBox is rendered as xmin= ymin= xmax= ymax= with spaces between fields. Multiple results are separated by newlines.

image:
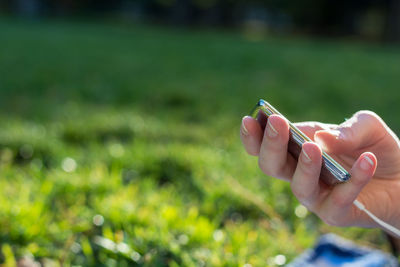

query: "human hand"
xmin=240 ymin=110 xmax=400 ymax=235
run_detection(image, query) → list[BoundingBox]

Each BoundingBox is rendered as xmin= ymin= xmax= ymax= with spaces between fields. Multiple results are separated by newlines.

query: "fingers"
xmin=314 ymin=111 xmax=388 ymax=154
xmin=241 ymin=115 xmax=323 ymax=181
xmin=240 ymin=116 xmax=263 ymax=156
xmin=258 ymin=115 xmax=296 ymax=180
xmin=290 ymin=142 xmax=323 ymax=209
xmin=318 ymin=152 xmax=377 ymax=226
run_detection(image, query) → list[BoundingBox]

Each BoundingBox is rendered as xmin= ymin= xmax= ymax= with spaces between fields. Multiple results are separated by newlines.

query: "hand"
xmin=240 ymin=110 xmax=400 ymax=235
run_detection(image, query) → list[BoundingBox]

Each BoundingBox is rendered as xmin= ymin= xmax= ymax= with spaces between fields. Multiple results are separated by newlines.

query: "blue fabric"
xmin=287 ymin=234 xmax=399 ymax=267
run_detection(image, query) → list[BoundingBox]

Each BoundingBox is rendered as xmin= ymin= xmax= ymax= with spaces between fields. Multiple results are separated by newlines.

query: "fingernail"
xmin=267 ymin=120 xmax=278 ymax=138
xmin=241 ymin=116 xmax=249 ymax=135
xmin=302 ymin=148 xmax=312 ymax=163
xmin=360 ymin=155 xmax=374 ymax=171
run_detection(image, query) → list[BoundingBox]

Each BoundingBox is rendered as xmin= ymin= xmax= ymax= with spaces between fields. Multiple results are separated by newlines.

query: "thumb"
xmin=314 ymin=111 xmax=387 ymax=154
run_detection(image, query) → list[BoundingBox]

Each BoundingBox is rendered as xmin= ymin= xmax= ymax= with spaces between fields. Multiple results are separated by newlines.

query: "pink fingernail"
xmin=302 ymin=149 xmax=312 ymax=163
xmin=267 ymin=120 xmax=278 ymax=138
xmin=360 ymin=155 xmax=374 ymax=170
xmin=241 ymin=116 xmax=249 ymax=136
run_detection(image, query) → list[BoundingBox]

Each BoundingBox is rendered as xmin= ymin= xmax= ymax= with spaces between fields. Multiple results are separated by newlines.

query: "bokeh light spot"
xmin=213 ymin=230 xmax=224 ymax=242
xmin=62 ymin=157 xmax=77 ymax=173
xmin=295 ymin=205 xmax=308 ymax=218
xmin=274 ymin=254 xmax=286 ymax=266
xmin=93 ymin=214 xmax=104 ymax=226
xmin=108 ymin=143 xmax=125 ymax=158
xmin=178 ymin=234 xmax=189 ymax=245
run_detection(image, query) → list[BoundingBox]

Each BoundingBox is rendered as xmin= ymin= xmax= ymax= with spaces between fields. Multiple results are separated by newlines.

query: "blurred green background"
xmin=1 ymin=2 xmax=400 ymax=266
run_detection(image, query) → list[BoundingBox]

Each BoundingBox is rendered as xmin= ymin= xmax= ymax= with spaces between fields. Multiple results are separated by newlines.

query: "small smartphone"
xmin=251 ymin=99 xmax=350 ymax=185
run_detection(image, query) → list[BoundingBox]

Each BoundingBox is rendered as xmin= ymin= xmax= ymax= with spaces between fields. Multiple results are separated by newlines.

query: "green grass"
xmin=0 ymin=18 xmax=399 ymax=266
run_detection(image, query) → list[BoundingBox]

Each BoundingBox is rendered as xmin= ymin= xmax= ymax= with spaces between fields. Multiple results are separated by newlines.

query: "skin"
xmin=240 ymin=110 xmax=400 ymax=242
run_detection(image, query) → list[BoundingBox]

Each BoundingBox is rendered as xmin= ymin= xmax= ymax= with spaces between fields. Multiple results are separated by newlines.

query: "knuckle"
xmin=354 ymin=110 xmax=381 ymax=121
xmin=354 ymin=110 xmax=383 ymax=127
xmin=340 ymin=110 xmax=384 ymax=136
